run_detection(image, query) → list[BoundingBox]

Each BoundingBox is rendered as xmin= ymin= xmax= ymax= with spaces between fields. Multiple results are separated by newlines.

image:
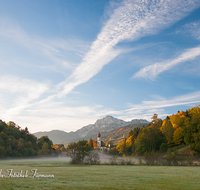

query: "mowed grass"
xmin=0 ymin=159 xmax=200 ymax=190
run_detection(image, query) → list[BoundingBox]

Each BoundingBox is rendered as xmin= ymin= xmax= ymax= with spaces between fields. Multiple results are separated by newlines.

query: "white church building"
xmin=97 ymin=132 xmax=111 ymax=152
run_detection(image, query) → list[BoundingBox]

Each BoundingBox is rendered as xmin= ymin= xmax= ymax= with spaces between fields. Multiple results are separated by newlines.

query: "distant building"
xmin=97 ymin=132 xmax=111 ymax=152
xmin=100 ymin=144 xmax=111 ymax=152
xmin=97 ymin=132 xmax=101 ymax=149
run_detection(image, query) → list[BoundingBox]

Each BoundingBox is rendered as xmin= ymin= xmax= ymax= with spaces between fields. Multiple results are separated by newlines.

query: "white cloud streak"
xmin=58 ymin=0 xmax=200 ymax=96
xmin=133 ymin=45 xmax=200 ymax=79
xmin=0 ymin=76 xmax=48 ymax=100
xmin=126 ymin=91 xmax=200 ymax=113
xmin=0 ymin=19 xmax=89 ymax=70
xmin=0 ymin=75 xmax=49 ymax=118
xmin=118 ymin=90 xmax=200 ymax=121
xmin=183 ymin=21 xmax=200 ymax=40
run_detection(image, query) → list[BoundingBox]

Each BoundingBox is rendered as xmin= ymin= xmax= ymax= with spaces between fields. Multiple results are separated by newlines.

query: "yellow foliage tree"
xmin=126 ymin=135 xmax=133 ymax=147
xmin=160 ymin=117 xmax=174 ymax=146
xmin=173 ymin=127 xmax=183 ymax=145
xmin=39 ymin=142 xmax=50 ymax=155
xmin=116 ymin=138 xmax=127 ymax=156
xmin=170 ymin=112 xmax=186 ymax=129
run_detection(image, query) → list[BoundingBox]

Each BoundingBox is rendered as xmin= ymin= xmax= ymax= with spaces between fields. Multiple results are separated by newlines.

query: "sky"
xmin=0 ymin=0 xmax=200 ymax=133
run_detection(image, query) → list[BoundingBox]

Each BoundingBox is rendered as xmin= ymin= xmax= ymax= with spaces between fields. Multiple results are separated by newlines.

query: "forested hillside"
xmin=0 ymin=120 xmax=53 ymax=157
xmin=115 ymin=105 xmax=200 ymax=156
xmin=101 ymin=123 xmax=148 ymax=145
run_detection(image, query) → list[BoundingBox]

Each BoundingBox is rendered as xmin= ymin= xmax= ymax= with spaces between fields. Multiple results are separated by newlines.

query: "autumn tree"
xmin=135 ymin=114 xmax=165 ymax=155
xmin=117 ymin=138 xmax=127 ymax=156
xmin=173 ymin=127 xmax=183 ymax=145
xmin=183 ymin=105 xmax=200 ymax=152
xmin=51 ymin=143 xmax=61 ymax=155
xmin=66 ymin=140 xmax=92 ymax=164
xmin=126 ymin=127 xmax=141 ymax=154
xmin=161 ymin=116 xmax=175 ymax=146
xmin=87 ymin=138 xmax=94 ymax=148
xmin=37 ymin=136 xmax=53 ymax=155
xmin=39 ymin=142 xmax=50 ymax=155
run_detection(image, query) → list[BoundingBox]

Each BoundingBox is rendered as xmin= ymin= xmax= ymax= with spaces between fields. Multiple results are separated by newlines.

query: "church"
xmin=97 ymin=132 xmax=101 ymax=149
xmin=96 ymin=132 xmax=111 ymax=152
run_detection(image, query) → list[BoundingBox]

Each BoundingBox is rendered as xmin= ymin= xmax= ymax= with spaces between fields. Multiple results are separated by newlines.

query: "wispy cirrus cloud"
xmin=58 ymin=0 xmax=200 ymax=97
xmin=182 ymin=21 xmax=200 ymax=40
xmin=0 ymin=75 xmax=49 ymax=118
xmin=119 ymin=90 xmax=200 ymax=121
xmin=0 ymin=75 xmax=48 ymax=101
xmin=126 ymin=91 xmax=200 ymax=112
xmin=133 ymin=45 xmax=200 ymax=80
xmin=0 ymin=18 xmax=90 ymax=70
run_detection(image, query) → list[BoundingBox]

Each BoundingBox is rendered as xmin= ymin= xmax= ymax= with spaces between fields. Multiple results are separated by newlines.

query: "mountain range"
xmin=33 ymin=115 xmax=149 ymax=145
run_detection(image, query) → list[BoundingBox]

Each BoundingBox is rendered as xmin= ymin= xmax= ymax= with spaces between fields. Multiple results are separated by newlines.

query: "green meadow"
xmin=0 ymin=159 xmax=200 ymax=190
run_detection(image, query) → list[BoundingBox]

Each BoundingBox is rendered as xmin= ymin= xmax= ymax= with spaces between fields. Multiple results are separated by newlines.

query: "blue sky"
xmin=0 ymin=0 xmax=200 ymax=133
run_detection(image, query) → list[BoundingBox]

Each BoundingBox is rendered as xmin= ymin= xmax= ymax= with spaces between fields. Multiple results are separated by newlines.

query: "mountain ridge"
xmin=33 ymin=115 xmax=149 ymax=144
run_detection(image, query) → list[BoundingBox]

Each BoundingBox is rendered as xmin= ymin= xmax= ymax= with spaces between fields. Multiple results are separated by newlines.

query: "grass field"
xmin=0 ymin=159 xmax=200 ymax=190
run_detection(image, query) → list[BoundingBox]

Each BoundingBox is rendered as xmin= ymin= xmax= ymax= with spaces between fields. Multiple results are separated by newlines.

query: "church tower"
xmin=97 ymin=132 xmax=101 ymax=149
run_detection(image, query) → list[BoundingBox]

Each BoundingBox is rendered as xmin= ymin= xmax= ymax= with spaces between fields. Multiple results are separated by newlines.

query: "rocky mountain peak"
xmin=95 ymin=115 xmax=124 ymax=125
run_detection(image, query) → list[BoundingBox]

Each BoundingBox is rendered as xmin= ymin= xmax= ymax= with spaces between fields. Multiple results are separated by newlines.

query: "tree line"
xmin=0 ymin=120 xmax=58 ymax=157
xmin=112 ymin=105 xmax=200 ymax=156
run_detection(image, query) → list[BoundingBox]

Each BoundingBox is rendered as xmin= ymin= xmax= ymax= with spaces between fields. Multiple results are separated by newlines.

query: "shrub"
xmin=84 ymin=152 xmax=100 ymax=165
xmin=144 ymin=151 xmax=160 ymax=166
xmin=66 ymin=140 xmax=92 ymax=164
xmin=109 ymin=156 xmax=118 ymax=165
xmin=166 ymin=149 xmax=178 ymax=166
xmin=125 ymin=157 xmax=134 ymax=165
xmin=138 ymin=158 xmax=144 ymax=165
xmin=119 ymin=159 xmax=126 ymax=165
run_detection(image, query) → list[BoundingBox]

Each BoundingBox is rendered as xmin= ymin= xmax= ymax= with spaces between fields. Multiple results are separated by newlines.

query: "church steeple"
xmin=97 ymin=132 xmax=101 ymax=149
xmin=97 ymin=131 xmax=101 ymax=138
